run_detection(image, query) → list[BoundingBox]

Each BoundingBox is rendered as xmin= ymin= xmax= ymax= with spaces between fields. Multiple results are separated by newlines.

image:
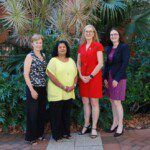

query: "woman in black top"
xmin=24 ymin=34 xmax=47 ymax=144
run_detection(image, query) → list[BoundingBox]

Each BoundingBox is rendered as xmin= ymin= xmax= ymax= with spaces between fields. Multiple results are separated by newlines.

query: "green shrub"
xmin=0 ymin=35 xmax=149 ymax=132
xmin=125 ymin=38 xmax=150 ymax=113
xmin=0 ymin=67 xmax=26 ymax=131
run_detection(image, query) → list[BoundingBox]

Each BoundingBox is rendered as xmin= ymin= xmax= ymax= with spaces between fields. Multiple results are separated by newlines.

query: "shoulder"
xmin=69 ymin=58 xmax=76 ymax=63
xmin=78 ymin=43 xmax=85 ymax=49
xmin=47 ymin=58 xmax=57 ymax=68
xmin=119 ymin=43 xmax=130 ymax=54
xmin=93 ymin=42 xmax=104 ymax=51
xmin=48 ymin=57 xmax=57 ymax=64
xmin=120 ymin=43 xmax=129 ymax=49
xmin=24 ymin=53 xmax=33 ymax=66
xmin=78 ymin=43 xmax=85 ymax=53
xmin=50 ymin=57 xmax=57 ymax=62
xmin=69 ymin=57 xmax=74 ymax=61
xmin=93 ymin=42 xmax=103 ymax=46
xmin=25 ymin=53 xmax=32 ymax=61
xmin=105 ymin=46 xmax=112 ymax=53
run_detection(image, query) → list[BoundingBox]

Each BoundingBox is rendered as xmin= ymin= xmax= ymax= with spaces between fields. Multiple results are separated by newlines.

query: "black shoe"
xmin=114 ymin=129 xmax=124 ymax=137
xmin=107 ymin=126 xmax=118 ymax=133
xmin=78 ymin=125 xmax=91 ymax=135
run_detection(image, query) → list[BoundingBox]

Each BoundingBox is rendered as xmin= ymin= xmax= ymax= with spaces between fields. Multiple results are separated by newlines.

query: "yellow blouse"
xmin=46 ymin=57 xmax=77 ymax=102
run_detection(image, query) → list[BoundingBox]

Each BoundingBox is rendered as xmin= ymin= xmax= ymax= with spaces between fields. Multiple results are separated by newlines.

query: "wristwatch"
xmin=90 ymin=74 xmax=94 ymax=79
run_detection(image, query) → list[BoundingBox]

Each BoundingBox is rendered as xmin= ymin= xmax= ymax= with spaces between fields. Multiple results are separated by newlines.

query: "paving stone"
xmin=142 ymin=145 xmax=150 ymax=150
xmin=75 ymin=147 xmax=84 ymax=150
xmin=103 ymin=143 xmax=121 ymax=150
xmin=46 ymin=132 xmax=103 ymax=150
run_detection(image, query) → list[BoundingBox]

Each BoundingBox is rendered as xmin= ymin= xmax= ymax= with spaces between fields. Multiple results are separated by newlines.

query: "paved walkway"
xmin=46 ymin=132 xmax=103 ymax=150
xmin=0 ymin=129 xmax=150 ymax=150
xmin=101 ymin=129 xmax=150 ymax=150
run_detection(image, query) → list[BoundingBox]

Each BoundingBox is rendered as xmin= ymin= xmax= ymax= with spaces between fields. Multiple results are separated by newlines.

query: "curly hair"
xmin=52 ymin=40 xmax=70 ymax=58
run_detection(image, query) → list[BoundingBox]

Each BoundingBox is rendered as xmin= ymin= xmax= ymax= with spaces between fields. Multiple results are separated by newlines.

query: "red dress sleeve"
xmin=95 ymin=42 xmax=104 ymax=52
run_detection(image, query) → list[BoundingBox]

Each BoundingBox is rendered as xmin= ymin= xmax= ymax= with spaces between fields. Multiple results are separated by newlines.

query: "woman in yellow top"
xmin=46 ymin=40 xmax=77 ymax=141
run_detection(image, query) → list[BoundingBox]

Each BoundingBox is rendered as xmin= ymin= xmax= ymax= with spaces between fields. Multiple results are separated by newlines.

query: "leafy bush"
xmin=125 ymin=38 xmax=150 ymax=113
xmin=0 ymin=66 xmax=26 ymax=131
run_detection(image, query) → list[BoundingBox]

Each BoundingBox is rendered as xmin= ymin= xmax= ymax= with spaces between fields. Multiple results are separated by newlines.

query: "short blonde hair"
xmin=80 ymin=24 xmax=99 ymax=44
xmin=31 ymin=34 xmax=44 ymax=43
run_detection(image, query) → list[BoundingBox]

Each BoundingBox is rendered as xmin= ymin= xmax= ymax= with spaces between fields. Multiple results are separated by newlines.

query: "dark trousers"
xmin=49 ymin=99 xmax=73 ymax=140
xmin=25 ymin=86 xmax=46 ymax=141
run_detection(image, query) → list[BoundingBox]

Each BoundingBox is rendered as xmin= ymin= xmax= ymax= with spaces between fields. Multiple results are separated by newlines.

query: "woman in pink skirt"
xmin=104 ymin=28 xmax=130 ymax=137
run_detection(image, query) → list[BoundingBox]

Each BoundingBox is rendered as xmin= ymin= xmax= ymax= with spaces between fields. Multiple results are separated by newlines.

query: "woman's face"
xmin=58 ymin=43 xmax=67 ymax=56
xmin=84 ymin=26 xmax=94 ymax=41
xmin=32 ymin=38 xmax=43 ymax=51
xmin=110 ymin=30 xmax=120 ymax=43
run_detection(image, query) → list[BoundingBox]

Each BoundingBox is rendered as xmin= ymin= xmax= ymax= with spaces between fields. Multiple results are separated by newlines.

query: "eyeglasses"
xmin=85 ymin=30 xmax=94 ymax=34
xmin=110 ymin=33 xmax=119 ymax=37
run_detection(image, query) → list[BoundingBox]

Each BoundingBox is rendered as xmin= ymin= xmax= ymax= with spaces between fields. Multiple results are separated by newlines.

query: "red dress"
xmin=78 ymin=42 xmax=104 ymax=98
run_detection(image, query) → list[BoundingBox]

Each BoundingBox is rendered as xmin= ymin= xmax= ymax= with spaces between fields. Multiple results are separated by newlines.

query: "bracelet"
xmin=90 ymin=74 xmax=94 ymax=78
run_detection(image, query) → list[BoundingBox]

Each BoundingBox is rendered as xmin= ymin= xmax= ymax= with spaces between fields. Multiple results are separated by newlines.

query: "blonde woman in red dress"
xmin=77 ymin=25 xmax=104 ymax=138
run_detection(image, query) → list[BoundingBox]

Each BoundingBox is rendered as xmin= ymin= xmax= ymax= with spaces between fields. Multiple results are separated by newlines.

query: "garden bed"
xmin=0 ymin=113 xmax=149 ymax=135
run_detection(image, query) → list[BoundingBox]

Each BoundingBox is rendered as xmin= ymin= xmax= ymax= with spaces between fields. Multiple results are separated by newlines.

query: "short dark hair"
xmin=107 ymin=27 xmax=124 ymax=46
xmin=52 ymin=40 xmax=70 ymax=58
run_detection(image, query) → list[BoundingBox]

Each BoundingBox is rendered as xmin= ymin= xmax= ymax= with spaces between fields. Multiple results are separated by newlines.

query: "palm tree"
xmin=44 ymin=0 xmax=100 ymax=44
xmin=1 ymin=0 xmax=149 ymax=46
xmin=1 ymin=0 xmax=99 ymax=46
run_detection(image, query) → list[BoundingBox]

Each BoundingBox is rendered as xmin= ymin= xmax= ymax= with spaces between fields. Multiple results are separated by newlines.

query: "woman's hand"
xmin=104 ymin=79 xmax=109 ymax=88
xmin=80 ymin=76 xmax=87 ymax=83
xmin=81 ymin=76 xmax=90 ymax=83
xmin=112 ymin=80 xmax=118 ymax=88
xmin=66 ymin=85 xmax=74 ymax=92
xmin=31 ymin=89 xmax=38 ymax=100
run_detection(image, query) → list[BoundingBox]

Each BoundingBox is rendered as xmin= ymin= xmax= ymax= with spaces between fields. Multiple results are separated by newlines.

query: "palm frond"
xmin=1 ymin=0 xmax=30 ymax=33
xmin=125 ymin=9 xmax=150 ymax=39
xmin=100 ymin=0 xmax=128 ymax=25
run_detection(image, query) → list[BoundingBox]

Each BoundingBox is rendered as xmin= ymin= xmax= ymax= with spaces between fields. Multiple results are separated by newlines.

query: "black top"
xmin=103 ymin=43 xmax=130 ymax=82
xmin=29 ymin=51 xmax=47 ymax=87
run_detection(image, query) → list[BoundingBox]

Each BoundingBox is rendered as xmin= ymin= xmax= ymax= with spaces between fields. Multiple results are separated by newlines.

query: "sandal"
xmin=107 ymin=126 xmax=118 ymax=133
xmin=78 ymin=124 xmax=91 ymax=135
xmin=90 ymin=128 xmax=98 ymax=139
xmin=30 ymin=140 xmax=37 ymax=145
xmin=25 ymin=140 xmax=37 ymax=145
xmin=55 ymin=138 xmax=63 ymax=142
xmin=38 ymin=136 xmax=46 ymax=141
